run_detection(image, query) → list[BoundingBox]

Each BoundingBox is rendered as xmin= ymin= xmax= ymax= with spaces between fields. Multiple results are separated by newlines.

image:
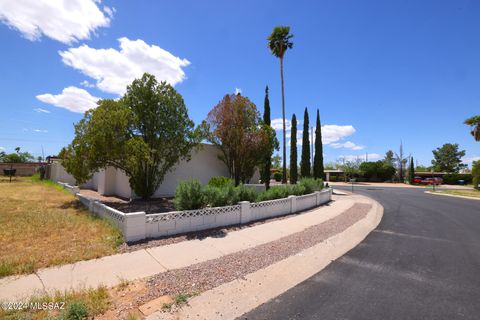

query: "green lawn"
xmin=0 ymin=176 xmax=122 ymax=278
xmin=435 ymin=189 xmax=480 ymax=199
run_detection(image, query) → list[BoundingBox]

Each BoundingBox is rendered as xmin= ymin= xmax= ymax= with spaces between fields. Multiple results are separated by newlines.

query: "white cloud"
xmin=33 ymin=107 xmax=50 ymax=114
xmin=271 ymin=118 xmax=292 ymax=131
xmin=338 ymin=153 xmax=381 ymax=162
xmin=329 ymin=141 xmax=365 ymax=150
xmin=0 ymin=147 xmax=4 ymax=151
xmin=33 ymin=129 xmax=48 ymax=133
xmin=80 ymin=80 xmax=95 ymax=88
xmin=36 ymin=86 xmax=100 ymax=113
xmin=59 ymin=37 xmax=191 ymax=95
xmin=235 ymin=88 xmax=242 ymax=95
xmin=462 ymin=156 xmax=480 ymax=164
xmin=0 ymin=0 xmax=111 ymax=44
xmin=322 ymin=125 xmax=356 ymax=144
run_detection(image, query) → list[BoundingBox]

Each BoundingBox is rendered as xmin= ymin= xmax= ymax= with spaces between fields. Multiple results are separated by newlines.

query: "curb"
xmin=424 ymin=191 xmax=480 ymax=201
xmin=148 ymin=195 xmax=383 ymax=320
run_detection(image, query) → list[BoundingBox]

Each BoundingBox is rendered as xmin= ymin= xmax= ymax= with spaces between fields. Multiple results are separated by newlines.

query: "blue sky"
xmin=0 ymin=0 xmax=479 ymax=166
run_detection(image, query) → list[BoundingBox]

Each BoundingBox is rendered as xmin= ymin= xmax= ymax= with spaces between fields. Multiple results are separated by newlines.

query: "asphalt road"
xmin=240 ymin=186 xmax=480 ymax=320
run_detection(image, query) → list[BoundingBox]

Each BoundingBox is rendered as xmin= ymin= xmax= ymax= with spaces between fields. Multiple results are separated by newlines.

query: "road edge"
xmin=148 ymin=195 xmax=384 ymax=320
xmin=424 ymin=190 xmax=480 ymax=201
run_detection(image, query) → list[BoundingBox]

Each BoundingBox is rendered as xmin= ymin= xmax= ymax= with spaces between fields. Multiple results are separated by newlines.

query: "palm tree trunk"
xmin=280 ymin=57 xmax=287 ymax=184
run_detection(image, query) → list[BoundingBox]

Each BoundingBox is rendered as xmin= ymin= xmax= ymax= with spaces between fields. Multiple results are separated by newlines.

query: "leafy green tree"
xmin=415 ymin=165 xmax=432 ymax=172
xmin=261 ymin=86 xmax=274 ymax=190
xmin=383 ymin=150 xmax=395 ymax=167
xmin=409 ymin=157 xmax=415 ymax=184
xmin=205 ymin=93 xmax=277 ymax=185
xmin=300 ymin=107 xmax=311 ymax=177
xmin=464 ymin=116 xmax=480 ymax=141
xmin=340 ymin=159 xmax=361 ymax=181
xmin=61 ymin=73 xmax=200 ymax=199
xmin=313 ymin=109 xmax=324 ymax=179
xmin=272 ymin=154 xmax=282 ymax=168
xmin=290 ymin=113 xmax=298 ymax=184
xmin=0 ymin=147 xmax=34 ymax=163
xmin=359 ymin=161 xmax=396 ymax=182
xmin=268 ymin=26 xmax=294 ymax=184
xmin=431 ymin=143 xmax=466 ymax=173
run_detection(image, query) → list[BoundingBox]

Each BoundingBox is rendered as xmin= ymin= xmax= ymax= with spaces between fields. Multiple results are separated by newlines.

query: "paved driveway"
xmin=240 ymin=186 xmax=480 ymax=320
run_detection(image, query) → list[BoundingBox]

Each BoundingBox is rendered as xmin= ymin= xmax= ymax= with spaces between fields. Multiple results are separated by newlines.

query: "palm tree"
xmin=268 ymin=26 xmax=293 ymax=184
xmin=464 ymin=116 xmax=480 ymax=141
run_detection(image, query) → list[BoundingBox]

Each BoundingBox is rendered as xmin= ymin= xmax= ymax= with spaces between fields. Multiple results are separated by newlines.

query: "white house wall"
xmin=49 ymin=144 xmax=230 ymax=199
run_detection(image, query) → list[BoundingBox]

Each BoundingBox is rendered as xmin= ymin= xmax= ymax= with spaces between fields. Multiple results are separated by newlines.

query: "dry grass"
xmin=437 ymin=189 xmax=480 ymax=198
xmin=0 ymin=176 xmax=123 ymax=278
xmin=0 ymin=285 xmax=111 ymax=320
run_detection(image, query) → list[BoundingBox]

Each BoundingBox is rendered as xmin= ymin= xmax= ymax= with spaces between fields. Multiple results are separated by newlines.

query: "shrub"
xmin=290 ymin=184 xmax=306 ymax=196
xmin=66 ymin=302 xmax=89 ymax=320
xmin=203 ymin=185 xmax=238 ymax=207
xmin=442 ymin=173 xmax=473 ymax=185
xmin=236 ymin=184 xmax=258 ymax=202
xmin=298 ymin=178 xmax=323 ymax=194
xmin=257 ymin=186 xmax=290 ymax=202
xmin=273 ymin=171 xmax=282 ymax=182
xmin=208 ymin=176 xmax=233 ymax=188
xmin=174 ymin=179 xmax=204 ymax=210
xmin=472 ymin=160 xmax=480 ymax=189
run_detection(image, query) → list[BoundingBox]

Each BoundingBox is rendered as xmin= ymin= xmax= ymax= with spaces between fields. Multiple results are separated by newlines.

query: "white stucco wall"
xmin=49 ymin=144 xmax=230 ymax=199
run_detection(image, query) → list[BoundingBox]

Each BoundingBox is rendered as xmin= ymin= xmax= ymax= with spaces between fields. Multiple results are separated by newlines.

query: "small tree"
xmin=205 ymin=93 xmax=277 ymax=185
xmin=472 ymin=160 xmax=480 ymax=189
xmin=62 ymin=73 xmax=200 ymax=199
xmin=431 ymin=143 xmax=466 ymax=173
xmin=0 ymin=147 xmax=34 ymax=163
xmin=290 ymin=114 xmax=298 ymax=184
xmin=409 ymin=157 xmax=415 ymax=184
xmin=300 ymin=107 xmax=311 ymax=177
xmin=464 ymin=116 xmax=480 ymax=141
xmin=261 ymin=86 xmax=274 ymax=190
xmin=313 ymin=109 xmax=324 ymax=179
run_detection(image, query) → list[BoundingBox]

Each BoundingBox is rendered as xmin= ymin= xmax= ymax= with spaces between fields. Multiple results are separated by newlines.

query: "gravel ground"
xmin=140 ymin=203 xmax=371 ymax=304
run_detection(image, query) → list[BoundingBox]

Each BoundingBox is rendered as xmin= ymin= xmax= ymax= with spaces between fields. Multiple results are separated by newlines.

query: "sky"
xmin=0 ymin=0 xmax=479 ymax=167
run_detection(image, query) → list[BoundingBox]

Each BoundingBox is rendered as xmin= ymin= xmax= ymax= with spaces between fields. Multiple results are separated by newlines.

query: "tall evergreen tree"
xmin=409 ymin=157 xmax=415 ymax=184
xmin=313 ymin=109 xmax=324 ymax=179
xmin=290 ymin=114 xmax=298 ymax=184
xmin=300 ymin=107 xmax=311 ymax=177
xmin=261 ymin=86 xmax=272 ymax=189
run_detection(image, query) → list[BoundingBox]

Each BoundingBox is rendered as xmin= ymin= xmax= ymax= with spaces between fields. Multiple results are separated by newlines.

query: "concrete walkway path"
xmin=0 ymin=194 xmax=357 ymax=301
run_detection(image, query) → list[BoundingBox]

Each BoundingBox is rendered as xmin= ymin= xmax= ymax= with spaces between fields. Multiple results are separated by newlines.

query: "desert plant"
xmin=174 ymin=179 xmax=205 ymax=210
xmin=66 ymin=301 xmax=89 ymax=320
xmin=257 ymin=186 xmax=290 ymax=201
xmin=299 ymin=178 xmax=323 ymax=194
xmin=203 ymin=184 xmax=238 ymax=207
xmin=236 ymin=184 xmax=258 ymax=202
xmin=208 ymin=176 xmax=234 ymax=188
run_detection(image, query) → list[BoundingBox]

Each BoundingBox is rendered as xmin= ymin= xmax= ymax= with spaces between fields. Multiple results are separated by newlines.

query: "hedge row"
xmin=174 ymin=177 xmax=324 ymax=210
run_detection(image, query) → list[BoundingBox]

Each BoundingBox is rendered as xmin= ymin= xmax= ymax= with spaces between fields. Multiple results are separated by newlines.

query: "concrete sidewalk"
xmin=0 ymin=193 xmax=357 ymax=301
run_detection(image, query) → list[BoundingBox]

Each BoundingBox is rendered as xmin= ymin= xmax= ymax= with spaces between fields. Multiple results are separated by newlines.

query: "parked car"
xmin=413 ymin=176 xmax=422 ymax=184
xmin=422 ymin=177 xmax=442 ymax=185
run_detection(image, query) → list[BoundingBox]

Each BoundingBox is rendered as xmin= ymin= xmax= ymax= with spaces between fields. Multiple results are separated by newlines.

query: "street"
xmin=240 ymin=186 xmax=480 ymax=320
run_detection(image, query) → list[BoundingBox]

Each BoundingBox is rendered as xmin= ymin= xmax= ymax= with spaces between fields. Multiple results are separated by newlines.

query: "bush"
xmin=442 ymin=173 xmax=473 ymax=185
xmin=203 ymin=185 xmax=238 ymax=207
xmin=257 ymin=186 xmax=290 ymax=202
xmin=66 ymin=302 xmax=89 ymax=320
xmin=174 ymin=179 xmax=204 ymax=210
xmin=208 ymin=176 xmax=233 ymax=188
xmin=236 ymin=184 xmax=258 ymax=202
xmin=273 ymin=171 xmax=282 ymax=182
xmin=298 ymin=178 xmax=323 ymax=194
xmin=472 ymin=161 xmax=480 ymax=189
xmin=290 ymin=184 xmax=306 ymax=196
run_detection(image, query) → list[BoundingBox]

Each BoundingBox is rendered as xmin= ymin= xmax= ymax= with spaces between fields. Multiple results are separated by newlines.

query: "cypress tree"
xmin=313 ymin=109 xmax=324 ymax=179
xmin=300 ymin=107 xmax=311 ymax=177
xmin=409 ymin=157 xmax=415 ymax=184
xmin=290 ymin=114 xmax=298 ymax=184
xmin=262 ymin=86 xmax=272 ymax=189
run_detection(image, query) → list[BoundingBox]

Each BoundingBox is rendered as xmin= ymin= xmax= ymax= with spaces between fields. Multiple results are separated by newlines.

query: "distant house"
xmin=48 ymin=144 xmax=260 ymax=198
